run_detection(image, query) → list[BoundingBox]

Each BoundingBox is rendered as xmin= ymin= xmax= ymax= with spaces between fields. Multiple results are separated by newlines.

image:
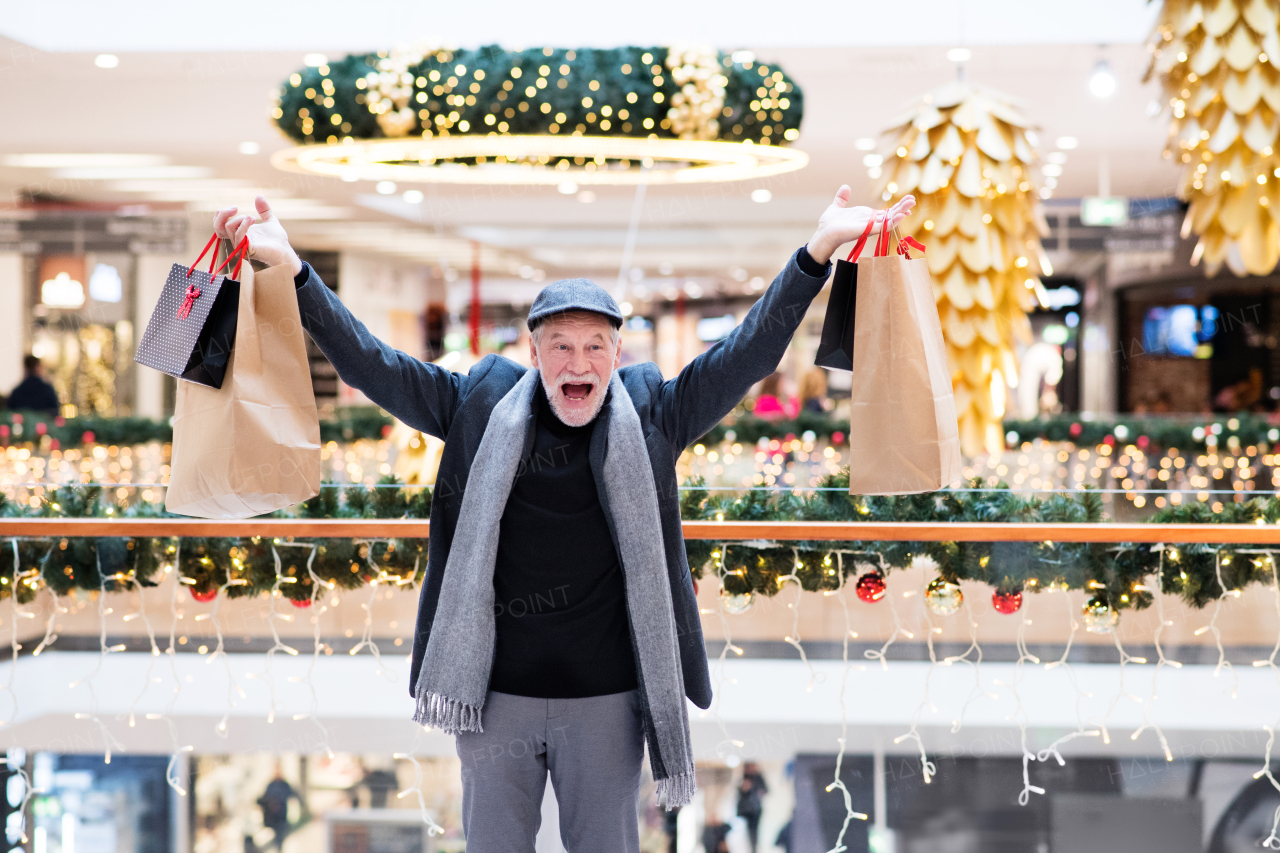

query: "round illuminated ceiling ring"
xmin=271 ymin=136 xmax=809 ymax=186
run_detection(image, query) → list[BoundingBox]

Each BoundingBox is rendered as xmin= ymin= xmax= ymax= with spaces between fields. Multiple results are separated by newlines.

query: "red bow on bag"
xmin=847 ymin=210 xmax=928 ymax=262
xmin=177 ymin=284 xmax=201 ymax=320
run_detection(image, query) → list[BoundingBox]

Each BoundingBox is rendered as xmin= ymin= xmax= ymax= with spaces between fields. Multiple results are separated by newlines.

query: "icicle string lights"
xmin=823 ymin=554 xmax=869 ymax=853
xmin=1038 ymin=585 xmax=1101 ymax=765
xmin=1130 ymin=547 xmax=1177 ymax=762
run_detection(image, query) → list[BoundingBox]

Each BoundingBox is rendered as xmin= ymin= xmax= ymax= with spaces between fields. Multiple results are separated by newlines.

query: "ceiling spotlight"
xmin=375 ymin=181 xmax=397 ymax=194
xmin=1055 ymin=136 xmax=1079 ymax=150
xmin=94 ymin=54 xmax=119 ymax=68
xmin=303 ymin=54 xmax=328 ymax=67
xmin=341 ymin=172 xmax=359 ymax=182
xmin=1089 ymin=59 xmax=1116 ymax=98
xmin=558 ymin=180 xmax=579 ymax=194
xmin=946 ymin=47 xmax=972 ymax=63
xmin=1047 ymin=152 xmax=1068 ymax=165
xmin=577 ymin=190 xmax=597 ymax=203
xmin=862 ymin=153 xmax=883 ymax=168
xmin=1042 ymin=164 xmax=1063 ymax=177
xmin=1146 ymin=99 xmax=1163 ymax=118
xmin=658 ymin=262 xmax=674 ymax=275
xmin=620 ymin=301 xmax=634 ymax=316
xmin=402 ymin=189 xmax=424 ymax=203
xmin=751 ymin=189 xmax=772 ymax=203
xmin=854 ymin=138 xmax=877 ymax=151
xmin=238 ymin=141 xmax=260 ymax=155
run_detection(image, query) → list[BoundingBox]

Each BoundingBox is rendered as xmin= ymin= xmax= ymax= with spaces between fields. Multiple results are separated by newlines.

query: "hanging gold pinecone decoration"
xmin=876 ymin=82 xmax=1050 ymax=456
xmin=1146 ymin=0 xmax=1280 ymax=276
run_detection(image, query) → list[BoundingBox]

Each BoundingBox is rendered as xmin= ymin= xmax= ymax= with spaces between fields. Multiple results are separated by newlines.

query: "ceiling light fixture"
xmin=375 ymin=181 xmax=397 ymax=195
xmin=751 ymin=189 xmax=772 ymax=203
xmin=3 ymin=153 xmax=167 ymax=168
xmin=854 ymin=138 xmax=877 ymax=151
xmin=1089 ymin=59 xmax=1116 ymax=98
xmin=402 ymin=190 xmax=424 ymax=204
xmin=946 ymin=47 xmax=972 ymax=63
xmin=1054 ymin=136 xmax=1079 ymax=150
xmin=94 ymin=54 xmax=118 ymax=68
xmin=239 ymin=141 xmax=261 ymax=155
xmin=273 ymin=137 xmax=809 ymax=187
xmin=558 ymin=181 xmax=580 ymax=195
xmin=303 ymin=54 xmax=328 ymax=67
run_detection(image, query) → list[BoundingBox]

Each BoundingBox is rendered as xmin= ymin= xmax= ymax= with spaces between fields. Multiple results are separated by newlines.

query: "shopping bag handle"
xmin=213 ymin=236 xmax=251 ymax=280
xmin=186 ymin=234 xmax=220 ymax=278
xmin=846 ymin=211 xmax=884 ymax=262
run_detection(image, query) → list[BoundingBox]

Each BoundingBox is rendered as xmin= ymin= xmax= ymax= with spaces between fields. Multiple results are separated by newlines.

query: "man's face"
xmin=529 ymin=312 xmax=621 ymax=427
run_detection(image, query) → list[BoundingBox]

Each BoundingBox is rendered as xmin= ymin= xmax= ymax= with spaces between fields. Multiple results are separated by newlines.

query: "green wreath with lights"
xmin=274 ymin=45 xmax=802 ymax=145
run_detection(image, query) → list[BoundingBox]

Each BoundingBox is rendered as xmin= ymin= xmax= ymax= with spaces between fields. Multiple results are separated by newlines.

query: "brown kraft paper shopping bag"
xmin=846 ymin=213 xmax=962 ymax=495
xmin=166 ymin=259 xmax=321 ymax=518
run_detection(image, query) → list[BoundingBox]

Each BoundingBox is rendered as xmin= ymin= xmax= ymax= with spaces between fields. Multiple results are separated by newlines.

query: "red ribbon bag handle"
xmin=186 ymin=233 xmax=220 ymax=279
xmin=213 ymin=236 xmax=251 ymax=280
xmin=846 ymin=211 xmax=885 ymax=262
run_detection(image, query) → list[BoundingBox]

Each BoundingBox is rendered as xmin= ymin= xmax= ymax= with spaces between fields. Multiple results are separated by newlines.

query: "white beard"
xmin=541 ymin=369 xmax=609 ymax=427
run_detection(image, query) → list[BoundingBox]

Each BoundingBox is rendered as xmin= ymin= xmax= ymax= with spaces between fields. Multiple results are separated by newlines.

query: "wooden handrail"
xmin=1 ymin=518 xmax=1279 ymax=543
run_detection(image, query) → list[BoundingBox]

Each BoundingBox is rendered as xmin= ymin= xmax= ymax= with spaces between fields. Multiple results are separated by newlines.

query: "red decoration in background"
xmin=289 ymin=597 xmax=312 ymax=608
xmin=1069 ymin=422 xmax=1081 ymax=437
xmin=832 ymin=431 xmax=845 ymax=445
xmin=82 ymin=431 xmax=95 ymax=444
xmin=35 ymin=422 xmax=46 ymax=436
xmin=191 ymin=588 xmax=217 ymax=603
xmin=855 ymin=570 xmax=887 ymax=603
xmin=11 ymin=415 xmax=22 ymax=424
xmin=469 ymin=239 xmax=482 ymax=356
xmin=992 ymin=589 xmax=1023 ymax=614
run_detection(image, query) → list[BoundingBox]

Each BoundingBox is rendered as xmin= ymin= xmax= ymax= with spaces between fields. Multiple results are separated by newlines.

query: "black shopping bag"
xmin=815 ymin=212 xmax=883 ymax=372
xmin=814 ymin=258 xmax=856 ymax=372
xmin=134 ymin=234 xmax=247 ymax=389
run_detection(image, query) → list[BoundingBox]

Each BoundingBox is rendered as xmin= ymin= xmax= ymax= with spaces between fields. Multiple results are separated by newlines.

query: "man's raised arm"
xmin=653 ymin=186 xmax=915 ymax=450
xmin=215 ymin=197 xmax=464 ymax=439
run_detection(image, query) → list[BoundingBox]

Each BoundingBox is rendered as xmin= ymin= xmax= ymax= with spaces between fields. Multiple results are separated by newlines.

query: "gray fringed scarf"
xmin=412 ymin=367 xmax=696 ymax=807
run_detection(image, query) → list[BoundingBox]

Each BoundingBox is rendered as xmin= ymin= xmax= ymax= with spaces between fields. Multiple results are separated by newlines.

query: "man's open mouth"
xmin=561 ymin=383 xmax=594 ymax=402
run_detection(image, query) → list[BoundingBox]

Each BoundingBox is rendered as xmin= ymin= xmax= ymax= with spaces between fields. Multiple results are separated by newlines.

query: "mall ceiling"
xmin=0 ymin=1 xmax=1181 ymax=296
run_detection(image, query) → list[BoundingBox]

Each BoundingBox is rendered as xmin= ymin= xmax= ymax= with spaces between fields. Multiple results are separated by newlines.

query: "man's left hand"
xmin=805 ymin=185 xmax=916 ymax=266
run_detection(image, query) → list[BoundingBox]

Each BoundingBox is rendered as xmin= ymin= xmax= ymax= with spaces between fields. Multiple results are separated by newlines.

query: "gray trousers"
xmin=455 ymin=689 xmax=644 ymax=852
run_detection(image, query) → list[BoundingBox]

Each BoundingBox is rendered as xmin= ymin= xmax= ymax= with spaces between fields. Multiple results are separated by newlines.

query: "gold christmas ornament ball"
xmin=720 ymin=589 xmax=754 ymax=615
xmin=924 ymin=577 xmax=964 ymax=616
xmin=1082 ymin=595 xmax=1120 ymax=634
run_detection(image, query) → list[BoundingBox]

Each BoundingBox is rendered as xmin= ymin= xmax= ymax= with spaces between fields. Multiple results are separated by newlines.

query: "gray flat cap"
xmin=527 ymin=278 xmax=623 ymax=329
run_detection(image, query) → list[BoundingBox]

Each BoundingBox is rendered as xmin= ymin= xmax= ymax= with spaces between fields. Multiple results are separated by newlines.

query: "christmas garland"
xmin=697 ymin=412 xmax=1280 ymax=452
xmin=275 ymin=46 xmax=802 ymax=145
xmin=0 ymin=408 xmax=394 ymax=451
xmin=681 ymin=470 xmax=1280 ymax=616
xmin=2 ymin=470 xmax=1277 ymax=619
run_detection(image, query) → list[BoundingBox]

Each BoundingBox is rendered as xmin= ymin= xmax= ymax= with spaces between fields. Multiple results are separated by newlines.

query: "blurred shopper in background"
xmin=6 ymin=355 xmax=60 ymax=416
xmin=799 ymin=367 xmax=829 ymax=414
xmin=736 ymin=761 xmax=769 ymax=853
xmin=753 ymin=372 xmax=797 ymax=420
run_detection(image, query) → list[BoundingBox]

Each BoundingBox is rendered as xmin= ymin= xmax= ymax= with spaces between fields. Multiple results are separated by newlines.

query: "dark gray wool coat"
xmin=294 ymin=247 xmax=831 ymax=716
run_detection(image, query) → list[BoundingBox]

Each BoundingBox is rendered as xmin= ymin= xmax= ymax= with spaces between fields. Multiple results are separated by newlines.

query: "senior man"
xmin=214 ymin=186 xmax=914 ymax=851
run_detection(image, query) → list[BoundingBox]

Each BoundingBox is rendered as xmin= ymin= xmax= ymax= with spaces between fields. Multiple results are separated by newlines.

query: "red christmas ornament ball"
xmin=289 ymin=597 xmax=312 ymax=608
xmin=191 ymin=588 xmax=217 ymax=603
xmin=855 ymin=571 xmax=887 ymax=603
xmin=992 ymin=589 xmax=1023 ymax=614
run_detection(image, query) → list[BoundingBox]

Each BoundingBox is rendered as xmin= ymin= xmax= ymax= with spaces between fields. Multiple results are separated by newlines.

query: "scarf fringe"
xmin=413 ymin=690 xmax=483 ymax=734
xmin=655 ymin=771 xmax=697 ymax=809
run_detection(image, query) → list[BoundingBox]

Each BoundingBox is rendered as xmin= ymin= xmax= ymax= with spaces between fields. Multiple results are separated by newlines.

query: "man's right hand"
xmin=214 ymin=195 xmax=303 ymax=276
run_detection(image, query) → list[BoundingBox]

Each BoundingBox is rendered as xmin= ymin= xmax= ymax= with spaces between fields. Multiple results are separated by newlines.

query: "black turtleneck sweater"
xmin=488 ymin=383 xmax=637 ymax=698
